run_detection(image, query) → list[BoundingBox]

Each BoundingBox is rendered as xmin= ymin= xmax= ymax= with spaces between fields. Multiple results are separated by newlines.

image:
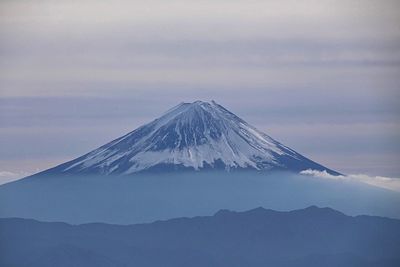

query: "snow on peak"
xmin=47 ymin=100 xmax=339 ymax=175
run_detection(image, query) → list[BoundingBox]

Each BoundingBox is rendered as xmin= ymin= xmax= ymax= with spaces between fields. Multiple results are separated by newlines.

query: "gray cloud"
xmin=0 ymin=0 xmax=399 ymax=176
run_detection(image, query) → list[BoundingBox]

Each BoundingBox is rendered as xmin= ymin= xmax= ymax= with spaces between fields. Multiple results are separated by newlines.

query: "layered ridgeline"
xmin=1 ymin=206 xmax=400 ymax=267
xmin=35 ymin=100 xmax=340 ymax=176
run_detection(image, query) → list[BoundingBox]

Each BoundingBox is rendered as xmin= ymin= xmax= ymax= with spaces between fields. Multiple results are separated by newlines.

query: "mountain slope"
xmin=35 ymin=100 xmax=340 ymax=176
xmin=1 ymin=206 xmax=399 ymax=267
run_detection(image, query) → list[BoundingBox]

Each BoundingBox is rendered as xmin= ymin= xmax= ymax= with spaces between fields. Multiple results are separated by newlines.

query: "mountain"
xmin=34 ymin=100 xmax=340 ymax=176
xmin=1 ymin=206 xmax=400 ymax=267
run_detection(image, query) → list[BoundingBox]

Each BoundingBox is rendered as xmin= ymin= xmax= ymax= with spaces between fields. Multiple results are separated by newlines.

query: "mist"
xmin=1 ymin=171 xmax=399 ymax=224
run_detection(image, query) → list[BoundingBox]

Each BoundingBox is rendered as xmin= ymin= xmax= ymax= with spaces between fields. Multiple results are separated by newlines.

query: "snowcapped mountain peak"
xmin=157 ymin=100 xmax=227 ymax=122
xmin=40 ymin=100 xmax=340 ymax=176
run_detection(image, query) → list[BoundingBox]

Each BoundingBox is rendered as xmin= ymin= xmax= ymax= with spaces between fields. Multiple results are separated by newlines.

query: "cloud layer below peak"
xmin=300 ymin=169 xmax=400 ymax=192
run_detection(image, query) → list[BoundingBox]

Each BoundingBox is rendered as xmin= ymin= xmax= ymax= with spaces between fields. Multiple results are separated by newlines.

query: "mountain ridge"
xmin=2 ymin=205 xmax=399 ymax=227
xmin=1 ymin=206 xmax=399 ymax=267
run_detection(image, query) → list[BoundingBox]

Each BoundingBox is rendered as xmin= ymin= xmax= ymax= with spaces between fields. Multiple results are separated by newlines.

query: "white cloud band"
xmin=300 ymin=169 xmax=400 ymax=192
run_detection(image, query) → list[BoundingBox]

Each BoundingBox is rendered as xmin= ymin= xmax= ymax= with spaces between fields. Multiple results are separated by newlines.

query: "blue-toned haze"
xmin=0 ymin=0 xmax=399 ymax=183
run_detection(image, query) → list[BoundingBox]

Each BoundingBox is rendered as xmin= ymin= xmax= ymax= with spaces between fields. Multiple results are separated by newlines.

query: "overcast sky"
xmin=0 ymin=0 xmax=399 ymax=180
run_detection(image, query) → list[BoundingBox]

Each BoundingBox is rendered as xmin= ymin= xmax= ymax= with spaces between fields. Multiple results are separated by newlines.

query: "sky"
xmin=0 ymin=0 xmax=399 ymax=183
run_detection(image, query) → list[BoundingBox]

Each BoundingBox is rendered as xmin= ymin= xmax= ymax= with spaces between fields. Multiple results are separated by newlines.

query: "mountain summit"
xmin=38 ymin=100 xmax=340 ymax=176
